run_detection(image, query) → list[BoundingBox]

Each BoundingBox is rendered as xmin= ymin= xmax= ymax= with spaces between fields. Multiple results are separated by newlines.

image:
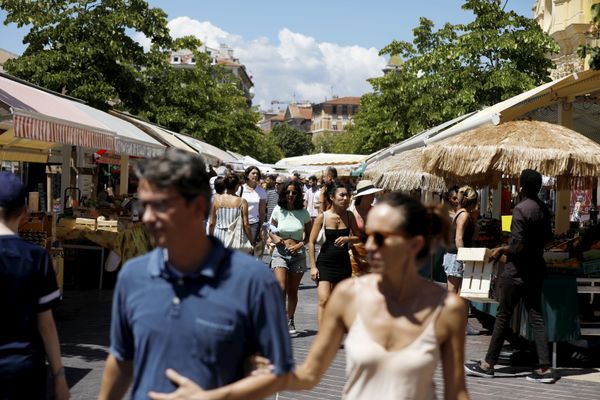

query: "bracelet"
xmin=53 ymin=366 xmax=65 ymax=378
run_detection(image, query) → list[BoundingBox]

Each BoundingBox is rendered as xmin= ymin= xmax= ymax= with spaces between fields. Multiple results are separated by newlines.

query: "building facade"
xmin=534 ymin=0 xmax=600 ymax=79
xmin=309 ymin=96 xmax=360 ymax=137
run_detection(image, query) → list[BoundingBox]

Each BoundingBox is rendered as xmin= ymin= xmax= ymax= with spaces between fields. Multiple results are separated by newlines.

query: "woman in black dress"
xmin=308 ymin=180 xmax=360 ymax=326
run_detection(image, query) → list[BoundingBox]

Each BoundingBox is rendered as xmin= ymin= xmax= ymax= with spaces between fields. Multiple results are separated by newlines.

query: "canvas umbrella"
xmin=364 ymin=147 xmax=447 ymax=192
xmin=422 ymin=120 xmax=600 ymax=189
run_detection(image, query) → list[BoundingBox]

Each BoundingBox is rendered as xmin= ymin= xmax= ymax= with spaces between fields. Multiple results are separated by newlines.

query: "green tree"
xmin=270 ymin=124 xmax=314 ymax=157
xmin=348 ymin=0 xmax=558 ymax=154
xmin=312 ymin=131 xmax=353 ymax=154
xmin=1 ymin=0 xmax=172 ymax=110
xmin=0 ymin=1 xmax=273 ymax=162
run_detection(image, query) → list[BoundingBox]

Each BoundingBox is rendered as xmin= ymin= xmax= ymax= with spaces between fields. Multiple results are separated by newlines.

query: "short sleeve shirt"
xmin=242 ymin=184 xmax=267 ymax=224
xmin=271 ymin=206 xmax=311 ymax=241
xmin=109 ymin=238 xmax=294 ymax=399
xmin=0 ymin=235 xmax=61 ymax=376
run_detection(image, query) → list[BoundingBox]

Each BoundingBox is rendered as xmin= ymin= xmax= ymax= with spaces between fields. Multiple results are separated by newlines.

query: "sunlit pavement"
xmin=57 ymin=271 xmax=600 ymax=399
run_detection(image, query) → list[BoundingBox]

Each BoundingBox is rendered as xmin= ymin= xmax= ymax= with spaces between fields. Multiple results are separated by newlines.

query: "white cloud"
xmin=135 ymin=17 xmax=387 ymax=109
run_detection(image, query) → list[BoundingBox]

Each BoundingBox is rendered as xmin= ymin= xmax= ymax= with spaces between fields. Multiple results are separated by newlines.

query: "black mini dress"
xmin=317 ymin=227 xmax=352 ymax=283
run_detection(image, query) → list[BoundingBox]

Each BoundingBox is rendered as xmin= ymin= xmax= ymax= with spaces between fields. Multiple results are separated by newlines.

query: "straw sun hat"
xmin=354 ymin=180 xmax=383 ymax=198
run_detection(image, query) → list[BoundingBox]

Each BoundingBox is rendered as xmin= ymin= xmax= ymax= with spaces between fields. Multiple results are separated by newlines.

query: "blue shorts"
xmin=271 ymin=245 xmax=306 ymax=274
xmin=443 ymin=252 xmax=463 ymax=278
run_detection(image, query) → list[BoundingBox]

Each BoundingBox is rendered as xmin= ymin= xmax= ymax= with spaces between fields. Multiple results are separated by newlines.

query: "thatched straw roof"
xmin=364 ymin=148 xmax=447 ymax=192
xmin=422 ymin=120 xmax=600 ymax=189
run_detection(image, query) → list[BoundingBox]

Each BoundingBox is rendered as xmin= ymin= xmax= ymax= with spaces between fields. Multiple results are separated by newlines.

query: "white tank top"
xmin=343 ymin=285 xmax=445 ymax=400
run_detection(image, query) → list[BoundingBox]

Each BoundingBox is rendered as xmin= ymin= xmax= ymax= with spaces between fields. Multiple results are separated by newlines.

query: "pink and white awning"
xmin=13 ymin=108 xmax=116 ymax=150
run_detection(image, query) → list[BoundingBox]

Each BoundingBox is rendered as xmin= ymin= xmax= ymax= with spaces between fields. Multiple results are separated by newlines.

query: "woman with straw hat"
xmin=349 ymin=180 xmax=383 ymax=276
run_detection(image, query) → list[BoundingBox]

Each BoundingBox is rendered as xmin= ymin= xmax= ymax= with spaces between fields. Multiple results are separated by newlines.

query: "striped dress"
xmin=213 ymin=206 xmax=242 ymax=243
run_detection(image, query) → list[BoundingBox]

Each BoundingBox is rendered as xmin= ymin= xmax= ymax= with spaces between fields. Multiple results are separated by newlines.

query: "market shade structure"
xmin=173 ymin=133 xmax=238 ymax=165
xmin=364 ymin=148 xmax=446 ymax=192
xmin=422 ymin=120 xmax=600 ymax=189
xmin=275 ymin=153 xmax=368 ymax=167
xmin=0 ymin=75 xmax=116 ymax=150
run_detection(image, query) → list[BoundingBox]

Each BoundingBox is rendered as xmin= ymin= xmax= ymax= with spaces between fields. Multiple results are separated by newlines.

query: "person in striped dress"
xmin=209 ymin=174 xmax=253 ymax=247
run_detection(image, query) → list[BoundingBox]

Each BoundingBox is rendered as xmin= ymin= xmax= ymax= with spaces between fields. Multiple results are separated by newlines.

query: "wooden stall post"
xmin=119 ymin=155 xmax=129 ymax=196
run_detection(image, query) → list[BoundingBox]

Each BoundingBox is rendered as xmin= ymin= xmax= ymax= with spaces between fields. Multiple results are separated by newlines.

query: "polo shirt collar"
xmin=148 ymin=236 xmax=226 ymax=280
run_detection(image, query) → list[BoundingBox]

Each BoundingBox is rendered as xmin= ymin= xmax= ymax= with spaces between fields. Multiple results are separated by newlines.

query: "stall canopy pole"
xmin=60 ymin=145 xmax=71 ymax=212
xmin=119 ymin=155 xmax=129 ymax=196
xmin=492 ymin=181 xmax=502 ymax=219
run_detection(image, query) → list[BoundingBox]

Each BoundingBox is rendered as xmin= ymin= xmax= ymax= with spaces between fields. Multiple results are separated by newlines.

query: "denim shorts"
xmin=271 ymin=245 xmax=306 ymax=274
xmin=443 ymin=252 xmax=464 ymax=278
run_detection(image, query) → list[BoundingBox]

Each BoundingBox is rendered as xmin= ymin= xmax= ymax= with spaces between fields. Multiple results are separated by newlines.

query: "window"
xmin=342 ymin=105 xmax=348 ymax=115
xmin=173 ymin=56 xmax=180 ymax=63
xmin=332 ymin=105 xmax=337 ymax=115
xmin=191 ymin=57 xmax=196 ymax=64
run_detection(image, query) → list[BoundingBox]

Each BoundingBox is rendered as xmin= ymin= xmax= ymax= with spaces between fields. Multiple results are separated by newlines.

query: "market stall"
xmin=422 ymin=119 xmax=600 ymax=362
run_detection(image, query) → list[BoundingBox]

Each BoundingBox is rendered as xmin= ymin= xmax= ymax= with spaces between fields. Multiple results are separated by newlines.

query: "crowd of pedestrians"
xmin=0 ymin=148 xmax=558 ymax=399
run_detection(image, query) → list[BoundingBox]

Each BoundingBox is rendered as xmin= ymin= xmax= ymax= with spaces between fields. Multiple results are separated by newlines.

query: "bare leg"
xmin=317 ymin=281 xmax=334 ymax=327
xmin=447 ymin=276 xmax=462 ymax=294
xmin=287 ymin=272 xmax=304 ymax=319
xmin=273 ymin=267 xmax=288 ymax=299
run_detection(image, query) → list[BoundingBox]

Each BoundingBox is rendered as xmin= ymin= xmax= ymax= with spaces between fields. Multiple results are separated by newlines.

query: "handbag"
xmin=316 ymin=211 xmax=328 ymax=245
xmin=224 ymin=205 xmax=253 ymax=254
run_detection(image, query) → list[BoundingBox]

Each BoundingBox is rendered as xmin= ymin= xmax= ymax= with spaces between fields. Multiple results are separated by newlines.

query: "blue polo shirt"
xmin=110 ymin=237 xmax=294 ymax=398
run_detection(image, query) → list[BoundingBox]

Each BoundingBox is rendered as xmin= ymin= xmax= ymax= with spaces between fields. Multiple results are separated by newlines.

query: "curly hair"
xmin=277 ymin=180 xmax=305 ymax=210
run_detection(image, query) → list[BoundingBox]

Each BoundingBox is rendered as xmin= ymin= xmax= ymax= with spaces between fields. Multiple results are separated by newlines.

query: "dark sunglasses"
xmin=360 ymin=229 xmax=405 ymax=247
xmin=286 ymin=190 xmax=298 ymax=196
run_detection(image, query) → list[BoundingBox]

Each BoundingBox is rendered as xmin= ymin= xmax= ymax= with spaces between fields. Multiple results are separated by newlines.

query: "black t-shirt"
xmin=0 ymin=235 xmax=61 ymax=376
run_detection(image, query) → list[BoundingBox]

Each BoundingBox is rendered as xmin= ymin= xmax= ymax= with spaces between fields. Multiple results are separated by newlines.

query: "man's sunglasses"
xmin=360 ymin=229 xmax=405 ymax=247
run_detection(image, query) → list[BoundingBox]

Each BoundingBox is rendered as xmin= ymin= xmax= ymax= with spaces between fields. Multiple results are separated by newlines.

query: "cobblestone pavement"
xmin=57 ymin=273 xmax=600 ymax=399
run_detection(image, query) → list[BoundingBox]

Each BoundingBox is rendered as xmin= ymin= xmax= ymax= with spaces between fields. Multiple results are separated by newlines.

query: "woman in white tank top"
xmin=148 ymin=192 xmax=470 ymax=400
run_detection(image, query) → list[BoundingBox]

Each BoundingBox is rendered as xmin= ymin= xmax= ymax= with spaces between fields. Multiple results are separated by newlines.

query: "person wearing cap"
xmin=0 ymin=172 xmax=70 ymax=400
xmin=348 ymin=180 xmax=383 ymax=276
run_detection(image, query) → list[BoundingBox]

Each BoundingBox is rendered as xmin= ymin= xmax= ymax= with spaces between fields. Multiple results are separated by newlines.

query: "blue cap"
xmin=0 ymin=172 xmax=26 ymax=208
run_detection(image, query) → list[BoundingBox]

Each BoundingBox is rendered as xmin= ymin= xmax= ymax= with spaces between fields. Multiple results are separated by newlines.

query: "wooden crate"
xmin=97 ymin=219 xmax=118 ymax=232
xmin=458 ymin=247 xmax=504 ymax=303
xmin=75 ymin=218 xmax=97 ymax=231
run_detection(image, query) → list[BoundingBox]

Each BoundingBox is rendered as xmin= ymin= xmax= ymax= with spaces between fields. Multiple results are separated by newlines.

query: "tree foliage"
xmin=312 ymin=131 xmax=353 ymax=154
xmin=0 ymin=0 xmax=270 ymax=162
xmin=347 ymin=0 xmax=558 ymax=154
xmin=270 ymin=124 xmax=314 ymax=157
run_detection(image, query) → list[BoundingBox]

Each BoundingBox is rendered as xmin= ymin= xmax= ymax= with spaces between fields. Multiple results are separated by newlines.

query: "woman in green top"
xmin=269 ymin=179 xmax=311 ymax=335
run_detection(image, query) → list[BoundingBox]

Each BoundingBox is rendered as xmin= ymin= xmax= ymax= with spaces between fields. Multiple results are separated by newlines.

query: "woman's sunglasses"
xmin=286 ymin=190 xmax=298 ymax=196
xmin=360 ymin=229 xmax=405 ymax=247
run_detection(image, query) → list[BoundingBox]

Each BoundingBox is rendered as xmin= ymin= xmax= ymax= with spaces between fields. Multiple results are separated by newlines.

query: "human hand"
xmin=244 ymin=353 xmax=274 ymax=376
xmin=54 ymin=374 xmax=70 ymax=400
xmin=488 ymin=247 xmax=503 ymax=262
xmin=310 ymin=267 xmax=319 ymax=282
xmin=148 ymin=369 xmax=205 ymax=400
xmin=334 ymin=236 xmax=348 ymax=247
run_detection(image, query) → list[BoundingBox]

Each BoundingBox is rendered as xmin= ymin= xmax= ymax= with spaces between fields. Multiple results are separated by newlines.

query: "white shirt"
xmin=304 ymin=187 xmax=320 ymax=218
xmin=242 ymin=184 xmax=267 ymax=224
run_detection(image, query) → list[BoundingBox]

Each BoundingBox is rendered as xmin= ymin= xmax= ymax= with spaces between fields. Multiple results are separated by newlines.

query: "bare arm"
xmin=209 ymin=197 xmax=218 ymax=236
xmin=454 ymin=211 xmax=468 ymax=249
xmin=438 ymin=294 xmax=470 ymax=400
xmin=242 ymin=199 xmax=253 ymax=243
xmin=148 ymin=279 xmax=354 ymax=400
xmin=99 ymin=354 xmax=133 ymax=400
xmin=259 ymin=199 xmax=267 ymax=227
xmin=308 ymin=213 xmax=323 ymax=281
xmin=38 ymin=310 xmax=70 ymax=400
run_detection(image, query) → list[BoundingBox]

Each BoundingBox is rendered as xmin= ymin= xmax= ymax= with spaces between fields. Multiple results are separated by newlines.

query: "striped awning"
xmin=13 ymin=108 xmax=116 ymax=150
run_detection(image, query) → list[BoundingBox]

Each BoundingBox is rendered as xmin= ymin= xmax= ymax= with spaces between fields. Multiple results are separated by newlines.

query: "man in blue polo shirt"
xmin=99 ymin=149 xmax=294 ymax=399
xmin=0 ymin=172 xmax=69 ymax=400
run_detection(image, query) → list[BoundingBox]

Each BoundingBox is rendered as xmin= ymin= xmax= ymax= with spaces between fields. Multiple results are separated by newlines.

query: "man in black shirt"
xmin=0 ymin=172 xmax=69 ymax=399
xmin=465 ymin=169 xmax=555 ymax=383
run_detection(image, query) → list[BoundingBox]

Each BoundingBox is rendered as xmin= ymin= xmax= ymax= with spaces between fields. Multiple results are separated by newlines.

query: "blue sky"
xmin=0 ymin=1 xmax=535 ymax=108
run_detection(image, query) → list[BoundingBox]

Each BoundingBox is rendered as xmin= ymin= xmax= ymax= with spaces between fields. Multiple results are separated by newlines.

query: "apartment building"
xmin=309 ymin=96 xmax=360 ymax=137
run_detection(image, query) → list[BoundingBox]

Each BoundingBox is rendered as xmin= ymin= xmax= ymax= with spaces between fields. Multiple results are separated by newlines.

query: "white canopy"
xmin=275 ymin=153 xmax=368 ymax=167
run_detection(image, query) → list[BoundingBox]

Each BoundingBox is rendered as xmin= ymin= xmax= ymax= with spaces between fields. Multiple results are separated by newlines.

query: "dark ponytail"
xmin=223 ymin=173 xmax=240 ymax=191
xmin=378 ymin=192 xmax=450 ymax=260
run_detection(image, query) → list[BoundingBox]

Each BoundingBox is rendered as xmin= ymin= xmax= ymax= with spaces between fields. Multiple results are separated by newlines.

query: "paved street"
xmin=57 ymin=273 xmax=600 ymax=400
